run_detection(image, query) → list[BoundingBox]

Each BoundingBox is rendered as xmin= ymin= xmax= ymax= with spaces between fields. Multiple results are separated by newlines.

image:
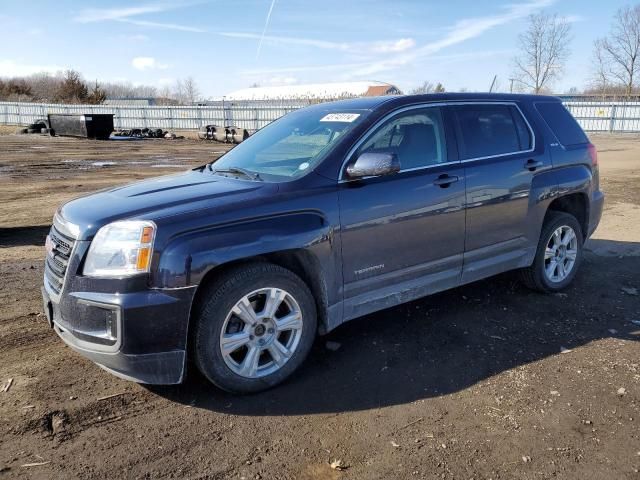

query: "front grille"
xmin=45 ymin=225 xmax=76 ymax=296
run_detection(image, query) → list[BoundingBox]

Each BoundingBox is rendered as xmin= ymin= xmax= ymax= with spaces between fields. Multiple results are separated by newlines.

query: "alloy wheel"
xmin=219 ymin=288 xmax=304 ymax=378
xmin=544 ymin=225 xmax=578 ymax=283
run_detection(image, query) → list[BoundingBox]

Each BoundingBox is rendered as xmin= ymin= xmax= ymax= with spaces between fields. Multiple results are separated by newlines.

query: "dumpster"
xmin=48 ymin=114 xmax=114 ymax=140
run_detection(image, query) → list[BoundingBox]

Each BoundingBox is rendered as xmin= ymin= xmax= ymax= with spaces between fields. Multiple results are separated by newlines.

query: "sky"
xmin=0 ymin=0 xmax=633 ymax=98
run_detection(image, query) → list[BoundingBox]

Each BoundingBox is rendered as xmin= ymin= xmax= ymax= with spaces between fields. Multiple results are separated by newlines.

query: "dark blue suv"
xmin=42 ymin=93 xmax=604 ymax=393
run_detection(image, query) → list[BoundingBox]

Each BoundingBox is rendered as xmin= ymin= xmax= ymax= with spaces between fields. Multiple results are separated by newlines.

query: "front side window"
xmin=452 ymin=104 xmax=532 ymax=160
xmin=356 ymin=107 xmax=447 ymax=171
xmin=212 ymin=108 xmax=368 ymax=181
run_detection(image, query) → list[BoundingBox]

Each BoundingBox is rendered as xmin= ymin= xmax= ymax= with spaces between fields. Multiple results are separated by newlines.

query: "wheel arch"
xmin=545 ymin=192 xmax=589 ymax=239
xmin=189 ymin=249 xmax=330 ymax=345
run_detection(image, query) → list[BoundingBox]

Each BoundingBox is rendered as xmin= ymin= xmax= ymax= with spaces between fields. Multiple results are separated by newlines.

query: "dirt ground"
xmin=0 ymin=132 xmax=638 ymax=480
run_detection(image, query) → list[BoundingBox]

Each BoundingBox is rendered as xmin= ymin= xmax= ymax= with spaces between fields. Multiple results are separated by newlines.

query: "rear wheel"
xmin=193 ymin=263 xmax=317 ymax=393
xmin=520 ymin=211 xmax=584 ymax=292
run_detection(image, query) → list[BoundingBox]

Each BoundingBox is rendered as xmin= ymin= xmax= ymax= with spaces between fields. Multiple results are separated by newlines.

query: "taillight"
xmin=587 ymin=143 xmax=598 ymax=167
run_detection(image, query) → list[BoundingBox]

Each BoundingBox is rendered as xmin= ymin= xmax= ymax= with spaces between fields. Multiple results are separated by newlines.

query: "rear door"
xmin=449 ymin=102 xmax=550 ymax=283
xmin=338 ymin=105 xmax=466 ymax=321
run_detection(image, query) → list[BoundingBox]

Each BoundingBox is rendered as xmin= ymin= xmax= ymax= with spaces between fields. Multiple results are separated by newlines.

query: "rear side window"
xmin=452 ymin=104 xmax=532 ymax=160
xmin=535 ymin=102 xmax=588 ymax=146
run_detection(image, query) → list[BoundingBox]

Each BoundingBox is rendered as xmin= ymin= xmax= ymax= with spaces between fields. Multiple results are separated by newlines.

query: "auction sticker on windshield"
xmin=320 ymin=113 xmax=360 ymax=122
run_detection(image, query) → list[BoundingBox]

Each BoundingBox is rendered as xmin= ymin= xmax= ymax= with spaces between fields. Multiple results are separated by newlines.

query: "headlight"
xmin=84 ymin=221 xmax=156 ymax=277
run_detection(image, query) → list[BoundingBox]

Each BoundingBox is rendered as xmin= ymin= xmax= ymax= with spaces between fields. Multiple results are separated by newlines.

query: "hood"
xmin=59 ymin=169 xmax=273 ymax=239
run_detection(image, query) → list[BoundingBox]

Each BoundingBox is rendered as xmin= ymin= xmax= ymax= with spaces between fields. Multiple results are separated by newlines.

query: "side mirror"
xmin=346 ymin=152 xmax=400 ymax=179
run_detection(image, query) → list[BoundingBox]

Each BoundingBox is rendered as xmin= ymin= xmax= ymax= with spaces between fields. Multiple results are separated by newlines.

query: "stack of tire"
xmin=198 ymin=125 xmax=249 ymax=144
xmin=17 ymin=118 xmax=54 ymax=136
xmin=113 ymin=127 xmax=166 ymax=138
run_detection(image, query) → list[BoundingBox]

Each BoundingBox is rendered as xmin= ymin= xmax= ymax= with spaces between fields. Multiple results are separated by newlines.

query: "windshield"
xmin=210 ymin=108 xmax=369 ymax=181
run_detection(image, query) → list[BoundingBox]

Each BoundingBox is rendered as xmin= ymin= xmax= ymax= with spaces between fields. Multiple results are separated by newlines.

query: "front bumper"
xmin=42 ymin=284 xmax=197 ymax=384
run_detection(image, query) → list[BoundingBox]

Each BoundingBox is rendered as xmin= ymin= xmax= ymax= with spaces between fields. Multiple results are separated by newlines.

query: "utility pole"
xmin=489 ymin=75 xmax=497 ymax=93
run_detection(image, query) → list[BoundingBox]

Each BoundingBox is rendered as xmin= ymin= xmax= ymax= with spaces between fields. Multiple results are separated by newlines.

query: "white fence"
xmin=563 ymin=102 xmax=640 ymax=132
xmin=0 ymin=100 xmax=313 ymax=132
xmin=2 ymin=99 xmax=640 ymax=133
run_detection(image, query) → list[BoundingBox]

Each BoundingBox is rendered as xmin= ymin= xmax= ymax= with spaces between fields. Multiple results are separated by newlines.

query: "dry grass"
xmin=0 ymin=125 xmax=22 ymax=135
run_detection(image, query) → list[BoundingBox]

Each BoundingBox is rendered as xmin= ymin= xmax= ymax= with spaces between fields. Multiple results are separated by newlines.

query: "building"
xmin=223 ymin=81 xmax=401 ymax=101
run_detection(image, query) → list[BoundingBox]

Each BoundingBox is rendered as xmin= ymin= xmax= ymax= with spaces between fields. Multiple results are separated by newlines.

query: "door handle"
xmin=433 ymin=174 xmax=459 ymax=187
xmin=524 ymin=159 xmax=544 ymax=171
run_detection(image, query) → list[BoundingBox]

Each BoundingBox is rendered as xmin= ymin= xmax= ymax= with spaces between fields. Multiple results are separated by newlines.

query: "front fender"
xmin=153 ymin=212 xmax=332 ymax=289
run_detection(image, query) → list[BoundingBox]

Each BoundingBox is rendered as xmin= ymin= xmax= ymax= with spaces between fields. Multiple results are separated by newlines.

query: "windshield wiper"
xmin=210 ymin=166 xmax=262 ymax=181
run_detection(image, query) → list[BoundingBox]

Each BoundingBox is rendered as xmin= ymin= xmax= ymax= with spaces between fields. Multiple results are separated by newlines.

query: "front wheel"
xmin=520 ymin=211 xmax=584 ymax=292
xmin=193 ymin=263 xmax=317 ymax=393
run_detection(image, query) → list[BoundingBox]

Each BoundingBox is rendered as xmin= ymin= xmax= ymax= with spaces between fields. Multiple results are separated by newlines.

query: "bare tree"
xmin=87 ymin=81 xmax=107 ymax=104
xmin=171 ymin=77 xmax=201 ymax=105
xmin=598 ymin=5 xmax=640 ymax=96
xmin=56 ymin=70 xmax=88 ymax=103
xmin=175 ymin=79 xmax=185 ymax=104
xmin=131 ymin=84 xmax=158 ymax=98
xmin=590 ymin=38 xmax=611 ymax=98
xmin=410 ymin=81 xmax=445 ymax=94
xmin=0 ymin=78 xmax=32 ymax=101
xmin=0 ymin=70 xmax=165 ymax=104
xmin=512 ymin=12 xmax=572 ymax=94
xmin=102 ymin=81 xmax=157 ymax=99
xmin=27 ymin=72 xmax=63 ymax=102
xmin=156 ymin=85 xmax=174 ymax=105
xmin=182 ymin=77 xmax=200 ymax=104
xmin=410 ymin=81 xmax=434 ymax=94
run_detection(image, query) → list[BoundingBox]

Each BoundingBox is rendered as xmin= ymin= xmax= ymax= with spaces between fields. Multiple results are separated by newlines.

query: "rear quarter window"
xmin=535 ymin=102 xmax=588 ymax=146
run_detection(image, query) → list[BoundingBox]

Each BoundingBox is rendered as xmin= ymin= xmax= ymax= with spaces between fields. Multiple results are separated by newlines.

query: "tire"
xmin=197 ymin=126 xmax=208 ymax=140
xmin=193 ymin=263 xmax=317 ymax=394
xmin=520 ymin=211 xmax=584 ymax=293
xmin=212 ymin=126 xmax=227 ymax=143
xmin=34 ymin=118 xmax=50 ymax=129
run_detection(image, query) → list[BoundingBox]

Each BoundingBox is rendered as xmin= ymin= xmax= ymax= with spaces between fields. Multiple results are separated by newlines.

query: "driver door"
xmin=338 ymin=106 xmax=466 ymax=321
